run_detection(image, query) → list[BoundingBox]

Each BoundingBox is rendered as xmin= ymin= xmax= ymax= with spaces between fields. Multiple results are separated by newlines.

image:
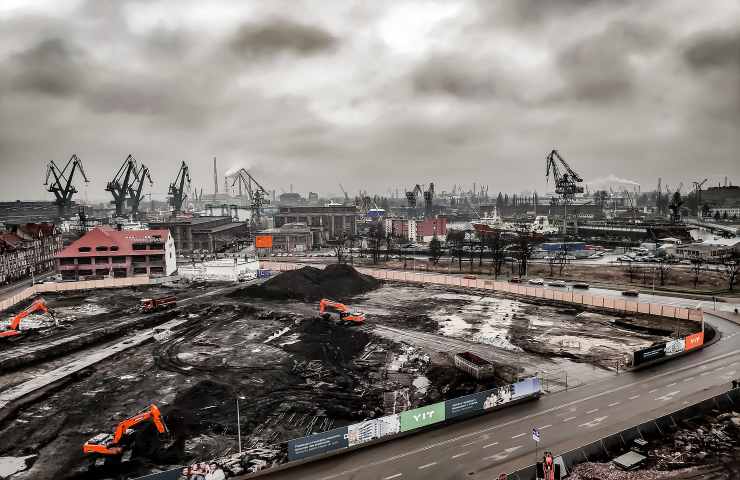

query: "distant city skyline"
xmin=0 ymin=1 xmax=738 ymax=202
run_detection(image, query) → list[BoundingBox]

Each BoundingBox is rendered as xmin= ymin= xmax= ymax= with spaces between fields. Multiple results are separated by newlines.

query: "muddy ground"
xmin=0 ymin=273 xmax=695 ymax=480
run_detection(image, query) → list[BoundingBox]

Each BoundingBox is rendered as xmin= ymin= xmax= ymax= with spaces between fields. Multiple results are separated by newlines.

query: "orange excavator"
xmin=83 ymin=404 xmax=169 ymax=457
xmin=0 ymin=298 xmax=52 ymax=338
xmin=319 ymin=299 xmax=365 ymax=324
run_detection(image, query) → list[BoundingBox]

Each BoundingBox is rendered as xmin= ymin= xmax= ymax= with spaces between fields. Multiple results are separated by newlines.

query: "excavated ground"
xmin=0 ymin=269 xmax=692 ymax=480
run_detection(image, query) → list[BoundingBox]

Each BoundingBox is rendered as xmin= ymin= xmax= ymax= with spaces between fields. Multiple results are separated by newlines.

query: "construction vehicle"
xmin=0 ymin=298 xmax=52 ymax=338
xmin=319 ymin=299 xmax=365 ymax=324
xmin=83 ymin=404 xmax=168 ymax=457
xmin=140 ymin=295 xmax=176 ymax=313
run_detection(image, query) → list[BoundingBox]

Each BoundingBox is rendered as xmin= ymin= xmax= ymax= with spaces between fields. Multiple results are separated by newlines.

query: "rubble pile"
xmin=235 ymin=264 xmax=379 ymax=301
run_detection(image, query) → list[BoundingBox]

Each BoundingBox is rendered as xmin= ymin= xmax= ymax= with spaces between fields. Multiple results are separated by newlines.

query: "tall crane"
xmin=545 ymin=149 xmax=584 ymax=235
xmin=44 ymin=154 xmax=90 ymax=218
xmin=423 ymin=182 xmax=434 ymax=217
xmin=168 ymin=161 xmax=191 ymax=215
xmin=338 ymin=184 xmax=349 ymax=205
xmin=693 ymin=178 xmax=708 ymax=216
xmin=405 ymin=184 xmax=422 ymax=208
xmin=129 ymin=162 xmax=153 ymax=219
xmin=230 ymin=168 xmax=269 ymax=227
xmin=106 ymin=155 xmax=138 ymax=218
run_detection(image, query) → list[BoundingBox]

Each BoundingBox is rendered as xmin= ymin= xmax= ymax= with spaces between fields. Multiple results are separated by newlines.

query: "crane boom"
xmin=44 ymin=154 xmax=90 ymax=218
xmin=168 ymin=161 xmax=191 ymax=214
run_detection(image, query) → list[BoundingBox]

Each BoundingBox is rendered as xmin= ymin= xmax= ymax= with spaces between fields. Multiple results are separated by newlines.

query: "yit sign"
xmin=400 ymin=402 xmax=445 ymax=432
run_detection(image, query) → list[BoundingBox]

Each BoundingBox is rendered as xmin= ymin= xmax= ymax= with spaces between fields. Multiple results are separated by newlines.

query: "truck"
xmin=140 ymin=296 xmax=176 ymax=313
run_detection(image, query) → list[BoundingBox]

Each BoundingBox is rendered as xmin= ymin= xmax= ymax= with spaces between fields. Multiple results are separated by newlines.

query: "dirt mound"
xmin=236 ymin=264 xmax=380 ymax=301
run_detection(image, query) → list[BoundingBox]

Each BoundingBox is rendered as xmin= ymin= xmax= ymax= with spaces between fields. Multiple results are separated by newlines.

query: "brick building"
xmin=0 ymin=223 xmax=63 ymax=285
xmin=56 ymin=227 xmax=176 ymax=281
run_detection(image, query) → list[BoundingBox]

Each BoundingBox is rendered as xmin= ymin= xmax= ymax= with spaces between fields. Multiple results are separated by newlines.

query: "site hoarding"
xmin=288 ymin=426 xmax=348 ymax=461
xmin=633 ymin=343 xmax=667 ymax=366
xmin=255 ymin=235 xmax=273 ymax=248
xmin=445 ymin=390 xmax=488 ymax=419
xmin=664 ymin=338 xmax=685 ymax=356
xmin=400 ymin=401 xmax=445 ymax=432
xmin=347 ymin=414 xmax=400 ymax=447
xmin=685 ymin=331 xmax=704 ymax=351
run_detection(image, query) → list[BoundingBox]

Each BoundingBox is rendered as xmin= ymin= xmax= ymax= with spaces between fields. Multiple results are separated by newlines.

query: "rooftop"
xmin=56 ymin=227 xmax=169 ymax=258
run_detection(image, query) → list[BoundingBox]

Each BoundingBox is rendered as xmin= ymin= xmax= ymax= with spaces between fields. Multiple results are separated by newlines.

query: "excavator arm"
xmin=3 ymin=299 xmax=48 ymax=335
xmin=84 ymin=404 xmax=168 ymax=456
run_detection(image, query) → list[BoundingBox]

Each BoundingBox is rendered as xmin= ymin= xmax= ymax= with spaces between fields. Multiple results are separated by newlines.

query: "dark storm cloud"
xmin=478 ymin=0 xmax=622 ymax=27
xmin=7 ymin=37 xmax=88 ymax=97
xmin=229 ymin=18 xmax=338 ymax=58
xmin=411 ymin=54 xmax=497 ymax=99
xmin=683 ymin=28 xmax=740 ymax=71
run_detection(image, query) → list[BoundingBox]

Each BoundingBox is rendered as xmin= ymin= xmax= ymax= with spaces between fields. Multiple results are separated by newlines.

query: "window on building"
xmin=94 ymin=257 xmax=109 ymax=264
xmin=133 ymin=267 xmax=148 ymax=275
xmin=61 ymin=271 xmax=76 ymax=281
xmin=113 ymin=268 xmax=127 ymax=278
xmin=132 ymin=243 xmax=146 ymax=250
xmin=132 ymin=255 xmax=146 ymax=263
xmin=148 ymin=255 xmax=164 ymax=262
xmin=78 ymin=246 xmax=91 ymax=252
xmin=78 ymin=269 xmax=93 ymax=276
xmin=59 ymin=258 xmax=75 ymax=266
xmin=95 ymin=269 xmax=109 ymax=276
xmin=150 ymin=243 xmax=164 ymax=250
xmin=111 ymin=246 xmax=119 ymax=251
xmin=112 ymin=256 xmax=126 ymax=264
xmin=149 ymin=266 xmax=164 ymax=275
xmin=77 ymin=257 xmax=92 ymax=265
xmin=95 ymin=246 xmax=108 ymax=252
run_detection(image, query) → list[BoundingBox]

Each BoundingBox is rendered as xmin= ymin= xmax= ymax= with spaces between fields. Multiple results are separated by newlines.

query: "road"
xmin=258 ymin=312 xmax=740 ymax=480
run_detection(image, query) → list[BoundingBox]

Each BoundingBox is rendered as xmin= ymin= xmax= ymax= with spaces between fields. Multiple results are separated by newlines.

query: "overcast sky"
xmin=0 ymin=0 xmax=738 ymax=202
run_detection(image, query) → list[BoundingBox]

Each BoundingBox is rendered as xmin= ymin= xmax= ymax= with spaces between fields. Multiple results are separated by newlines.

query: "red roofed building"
xmin=55 ymin=227 xmax=176 ymax=281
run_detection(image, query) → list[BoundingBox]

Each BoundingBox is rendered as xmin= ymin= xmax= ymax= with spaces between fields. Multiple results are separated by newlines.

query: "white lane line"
xmin=563 ymin=416 xmax=577 ymax=422
xmin=315 ymin=349 xmax=740 ymax=480
xmin=451 ymin=451 xmax=470 ymax=459
xmin=656 ymin=390 xmax=681 ymax=401
xmin=511 ymin=433 xmax=525 ymax=439
xmin=700 ymin=371 xmax=711 ymax=376
xmin=539 ymin=424 xmax=552 ymax=430
xmin=578 ymin=416 xmax=608 ymax=428
xmin=461 ymin=441 xmax=476 ymax=447
xmin=608 ymin=402 xmax=620 ymax=407
xmin=482 ymin=442 xmax=499 ymax=449
xmin=483 ymin=445 xmax=523 ymax=461
xmin=667 ymin=382 xmax=677 ymax=387
xmin=684 ymin=377 xmax=694 ymax=382
xmin=727 ymin=370 xmax=737 ymax=375
xmin=384 ymin=475 xmax=402 ymax=480
xmin=648 ymin=388 xmax=658 ymax=393
xmin=418 ymin=462 xmax=437 ymax=470
xmin=629 ymin=395 xmax=640 ymax=400
xmin=586 ymin=408 xmax=599 ymax=414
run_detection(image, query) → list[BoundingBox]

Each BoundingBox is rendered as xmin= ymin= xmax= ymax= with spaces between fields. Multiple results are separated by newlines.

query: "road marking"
xmin=461 ymin=441 xmax=476 ymax=447
xmin=384 ymin=475 xmax=402 ymax=480
xmin=563 ymin=416 xmax=577 ymax=422
xmin=483 ymin=445 xmax=523 ymax=462
xmin=586 ymin=408 xmax=599 ymax=414
xmin=648 ymin=388 xmax=658 ymax=393
xmin=656 ymin=390 xmax=681 ymax=401
xmin=608 ymin=402 xmax=620 ymax=407
xmin=628 ymin=395 xmax=640 ymax=400
xmin=700 ymin=371 xmax=711 ymax=376
xmin=727 ymin=370 xmax=737 ymax=375
xmin=451 ymin=451 xmax=470 ymax=459
xmin=579 ymin=416 xmax=608 ymax=428
xmin=539 ymin=424 xmax=552 ymax=430
xmin=482 ymin=442 xmax=499 ymax=449
xmin=315 ymin=349 xmax=740 ymax=480
xmin=511 ymin=433 xmax=525 ymax=439
xmin=418 ymin=462 xmax=437 ymax=470
xmin=667 ymin=382 xmax=677 ymax=387
xmin=684 ymin=377 xmax=694 ymax=382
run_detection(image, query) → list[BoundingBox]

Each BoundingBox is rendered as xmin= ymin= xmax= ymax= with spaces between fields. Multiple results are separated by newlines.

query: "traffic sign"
xmin=532 ymin=427 xmax=540 ymax=443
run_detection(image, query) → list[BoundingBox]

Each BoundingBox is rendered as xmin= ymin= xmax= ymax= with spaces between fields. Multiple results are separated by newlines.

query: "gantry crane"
xmin=106 ymin=155 xmax=138 ymax=218
xmin=168 ymin=161 xmax=191 ymax=215
xmin=545 ymin=149 xmax=584 ymax=235
xmin=405 ymin=184 xmax=422 ymax=208
xmin=44 ymin=154 xmax=90 ymax=218
xmin=130 ymin=162 xmax=153 ymax=219
xmin=230 ymin=168 xmax=270 ymax=227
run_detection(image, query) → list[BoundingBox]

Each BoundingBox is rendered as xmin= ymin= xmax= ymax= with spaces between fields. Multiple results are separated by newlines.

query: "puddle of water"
xmin=0 ymin=455 xmax=34 ymax=477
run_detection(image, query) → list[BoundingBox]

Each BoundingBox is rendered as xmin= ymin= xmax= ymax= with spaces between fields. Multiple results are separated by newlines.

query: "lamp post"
xmin=236 ymin=395 xmax=246 ymax=454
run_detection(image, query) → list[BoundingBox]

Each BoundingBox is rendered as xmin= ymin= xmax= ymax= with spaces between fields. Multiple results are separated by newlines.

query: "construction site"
xmin=0 ymin=259 xmax=700 ymax=480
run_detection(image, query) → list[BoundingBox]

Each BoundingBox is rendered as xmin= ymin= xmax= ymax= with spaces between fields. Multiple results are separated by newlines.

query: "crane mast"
xmin=106 ymin=155 xmax=138 ymax=218
xmin=130 ymin=163 xmax=153 ymax=219
xmin=230 ymin=168 xmax=270 ymax=228
xmin=545 ymin=149 xmax=584 ymax=235
xmin=168 ymin=161 xmax=191 ymax=215
xmin=44 ymin=154 xmax=90 ymax=218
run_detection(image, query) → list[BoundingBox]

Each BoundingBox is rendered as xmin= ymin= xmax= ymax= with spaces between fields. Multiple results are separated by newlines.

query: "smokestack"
xmin=214 ymin=157 xmax=218 ymax=195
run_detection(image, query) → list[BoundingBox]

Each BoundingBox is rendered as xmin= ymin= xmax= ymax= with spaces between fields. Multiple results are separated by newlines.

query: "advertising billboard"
xmin=255 ymin=235 xmax=273 ymax=249
xmin=288 ymin=426 xmax=348 ymax=461
xmin=685 ymin=331 xmax=704 ymax=351
xmin=445 ymin=391 xmax=488 ymax=419
xmin=347 ymin=414 xmax=400 ymax=447
xmin=400 ymin=402 xmax=445 ymax=432
xmin=664 ymin=338 xmax=685 ymax=356
xmin=633 ymin=343 xmax=666 ymax=366
xmin=511 ymin=377 xmax=541 ymax=400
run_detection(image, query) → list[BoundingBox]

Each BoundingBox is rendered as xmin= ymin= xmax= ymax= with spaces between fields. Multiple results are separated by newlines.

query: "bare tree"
xmin=517 ymin=234 xmax=532 ymax=277
xmin=691 ymin=258 xmax=705 ymax=289
xmin=429 ymin=235 xmax=443 ymax=265
xmin=624 ymin=261 xmax=638 ymax=283
xmin=368 ymin=223 xmax=383 ymax=264
xmin=330 ymin=233 xmax=349 ymax=264
xmin=722 ymin=254 xmax=740 ymax=292
xmin=656 ymin=260 xmax=672 ymax=286
xmin=446 ymin=229 xmax=465 ymax=271
xmin=486 ymin=231 xmax=506 ymax=278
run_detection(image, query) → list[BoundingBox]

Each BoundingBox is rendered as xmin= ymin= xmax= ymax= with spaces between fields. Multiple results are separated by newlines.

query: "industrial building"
xmin=55 ymin=227 xmax=176 ymax=280
xmin=257 ymin=223 xmax=314 ymax=253
xmin=149 ymin=216 xmax=249 ymax=253
xmin=274 ymin=205 xmax=359 ymax=244
xmin=0 ymin=223 xmax=63 ymax=285
xmin=0 ymin=201 xmax=67 ymax=224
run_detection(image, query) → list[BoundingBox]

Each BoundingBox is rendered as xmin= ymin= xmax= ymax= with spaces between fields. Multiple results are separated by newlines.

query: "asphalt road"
xmin=258 ymin=313 xmax=740 ymax=480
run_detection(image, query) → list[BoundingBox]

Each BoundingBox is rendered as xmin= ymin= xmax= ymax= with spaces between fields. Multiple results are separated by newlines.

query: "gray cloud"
xmin=229 ymin=18 xmax=338 ymax=59
xmin=411 ymin=55 xmax=498 ymax=99
xmin=684 ymin=28 xmax=740 ymax=71
xmin=8 ymin=37 xmax=87 ymax=97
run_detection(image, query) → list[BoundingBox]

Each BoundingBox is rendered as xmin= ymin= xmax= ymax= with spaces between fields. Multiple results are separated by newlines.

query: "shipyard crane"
xmin=129 ymin=162 xmax=153 ymax=219
xmin=106 ymin=155 xmax=138 ymax=218
xmin=545 ymin=149 xmax=584 ymax=235
xmin=338 ymin=184 xmax=350 ymax=205
xmin=693 ymin=178 xmax=708 ymax=216
xmin=168 ymin=161 xmax=191 ymax=215
xmin=230 ymin=168 xmax=270 ymax=227
xmin=423 ymin=183 xmax=434 ymax=216
xmin=44 ymin=154 xmax=90 ymax=219
xmin=405 ymin=184 xmax=423 ymax=208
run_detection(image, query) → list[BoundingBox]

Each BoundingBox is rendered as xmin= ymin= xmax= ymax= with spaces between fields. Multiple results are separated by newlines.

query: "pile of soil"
xmin=236 ymin=264 xmax=380 ymax=301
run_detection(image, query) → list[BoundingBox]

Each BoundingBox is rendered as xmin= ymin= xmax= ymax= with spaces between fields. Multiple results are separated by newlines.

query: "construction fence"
xmin=262 ymin=262 xmax=704 ymax=322
xmin=0 ymin=276 xmax=177 ymax=313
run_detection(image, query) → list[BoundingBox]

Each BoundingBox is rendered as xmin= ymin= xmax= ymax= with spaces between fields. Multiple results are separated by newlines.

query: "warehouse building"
xmin=274 ymin=205 xmax=358 ymax=244
xmin=256 ymin=222 xmax=314 ymax=253
xmin=149 ymin=216 xmax=249 ymax=253
xmin=56 ymin=227 xmax=176 ymax=280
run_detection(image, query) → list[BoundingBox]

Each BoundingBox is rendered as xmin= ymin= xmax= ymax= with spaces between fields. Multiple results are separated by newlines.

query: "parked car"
xmin=528 ymin=278 xmax=545 ymax=285
xmin=622 ymin=290 xmax=640 ymax=297
xmin=463 ymin=274 xmax=477 ymax=280
xmin=509 ymin=277 xmax=522 ymax=283
xmin=548 ymin=280 xmax=567 ymax=287
xmin=572 ymin=282 xmax=590 ymax=289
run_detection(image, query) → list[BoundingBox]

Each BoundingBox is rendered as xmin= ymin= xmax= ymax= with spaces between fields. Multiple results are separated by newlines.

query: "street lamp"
xmin=236 ymin=395 xmax=246 ymax=454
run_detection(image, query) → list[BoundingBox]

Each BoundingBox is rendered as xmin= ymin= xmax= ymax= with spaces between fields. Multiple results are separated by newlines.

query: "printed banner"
xmin=400 ymin=402 xmax=445 ymax=432
xmin=288 ymin=426 xmax=348 ymax=461
xmin=347 ymin=414 xmax=400 ymax=447
xmin=445 ymin=391 xmax=488 ymax=419
xmin=664 ymin=338 xmax=685 ymax=356
xmin=255 ymin=235 xmax=273 ymax=248
xmin=512 ymin=377 xmax=541 ymax=400
xmin=685 ymin=331 xmax=704 ymax=351
xmin=633 ymin=343 xmax=666 ymax=366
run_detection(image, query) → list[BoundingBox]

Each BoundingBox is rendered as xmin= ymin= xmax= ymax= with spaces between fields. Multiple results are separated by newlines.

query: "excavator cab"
xmin=0 ymin=298 xmax=51 ymax=338
xmin=319 ymin=299 xmax=365 ymax=324
xmin=83 ymin=404 xmax=169 ymax=458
